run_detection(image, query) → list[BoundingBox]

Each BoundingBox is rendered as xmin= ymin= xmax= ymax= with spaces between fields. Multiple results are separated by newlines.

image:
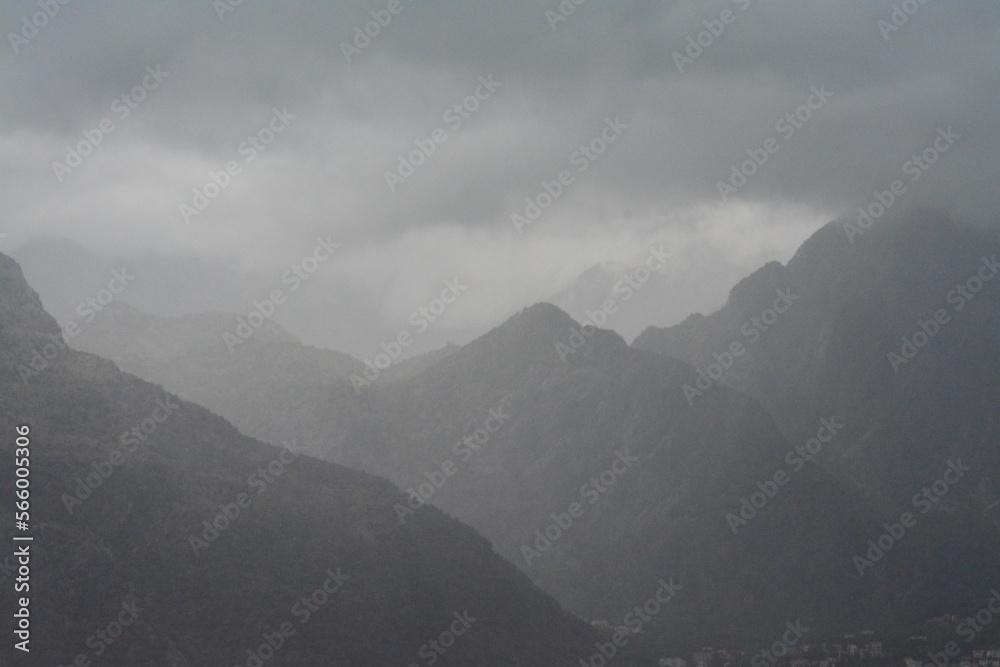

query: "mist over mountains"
xmin=59 ymin=211 xmax=1000 ymax=655
xmin=4 ymin=2 xmax=1000 ymax=663
xmin=0 ymin=252 xmax=623 ymax=665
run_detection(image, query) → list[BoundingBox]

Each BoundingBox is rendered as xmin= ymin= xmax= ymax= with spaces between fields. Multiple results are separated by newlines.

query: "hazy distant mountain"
xmin=74 ymin=295 xmax=874 ymax=650
xmin=349 ymin=302 xmax=876 ymax=649
xmin=67 ymin=215 xmax=1000 ymax=651
xmin=10 ymin=237 xmax=480 ymax=360
xmin=544 ymin=233 xmax=814 ymax=344
xmin=70 ymin=302 xmax=465 ymax=460
xmin=68 ymin=302 xmax=368 ymax=460
xmin=12 ymin=237 xmax=261 ymax=326
xmin=546 ymin=258 xmax=720 ymax=343
xmin=377 ymin=342 xmax=463 ymax=384
xmin=0 ymin=253 xmax=617 ymax=666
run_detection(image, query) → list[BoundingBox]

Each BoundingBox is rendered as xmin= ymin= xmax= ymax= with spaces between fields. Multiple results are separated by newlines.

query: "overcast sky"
xmin=2 ymin=0 xmax=998 ymax=357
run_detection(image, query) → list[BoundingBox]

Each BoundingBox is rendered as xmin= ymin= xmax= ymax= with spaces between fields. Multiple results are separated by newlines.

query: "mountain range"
xmin=66 ymin=211 xmax=1000 ymax=652
xmin=0 ymin=252 xmax=627 ymax=665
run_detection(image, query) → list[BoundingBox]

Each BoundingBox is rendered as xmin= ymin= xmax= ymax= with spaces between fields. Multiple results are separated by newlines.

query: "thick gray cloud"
xmin=2 ymin=0 xmax=998 ymax=357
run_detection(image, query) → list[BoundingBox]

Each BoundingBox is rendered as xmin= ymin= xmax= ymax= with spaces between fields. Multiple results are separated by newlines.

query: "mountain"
xmin=0 ymin=252 xmax=619 ymax=666
xmin=377 ymin=342 xmax=462 ymax=384
xmin=12 ymin=237 xmax=263 ymax=328
xmin=67 ymin=214 xmax=1000 ymax=651
xmin=343 ymin=302 xmax=877 ymax=649
xmin=634 ymin=212 xmax=1000 ymax=506
xmin=66 ymin=303 xmax=462 ymax=461
xmin=62 ymin=302 xmax=367 ymax=460
xmin=543 ymin=232 xmax=812 ymax=344
xmin=73 ymin=298 xmax=875 ymax=650
xmin=633 ymin=210 xmax=1000 ymax=641
xmin=10 ymin=237 xmax=475 ymax=359
xmin=544 ymin=260 xmax=687 ymax=343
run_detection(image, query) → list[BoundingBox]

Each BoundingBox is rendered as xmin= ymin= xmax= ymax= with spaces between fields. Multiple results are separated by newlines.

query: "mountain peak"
xmin=509 ymin=301 xmax=577 ymax=329
xmin=487 ymin=301 xmax=627 ymax=352
xmin=788 ymin=208 xmax=966 ymax=274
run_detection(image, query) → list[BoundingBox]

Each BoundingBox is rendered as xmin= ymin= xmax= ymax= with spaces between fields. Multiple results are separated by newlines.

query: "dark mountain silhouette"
xmin=0 ymin=253 xmax=620 ymax=666
xmin=68 ymin=213 xmax=1000 ymax=651
xmin=634 ymin=212 xmax=1000 ymax=508
xmin=74 ymin=295 xmax=872 ymax=650
xmin=634 ymin=211 xmax=1000 ymax=641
